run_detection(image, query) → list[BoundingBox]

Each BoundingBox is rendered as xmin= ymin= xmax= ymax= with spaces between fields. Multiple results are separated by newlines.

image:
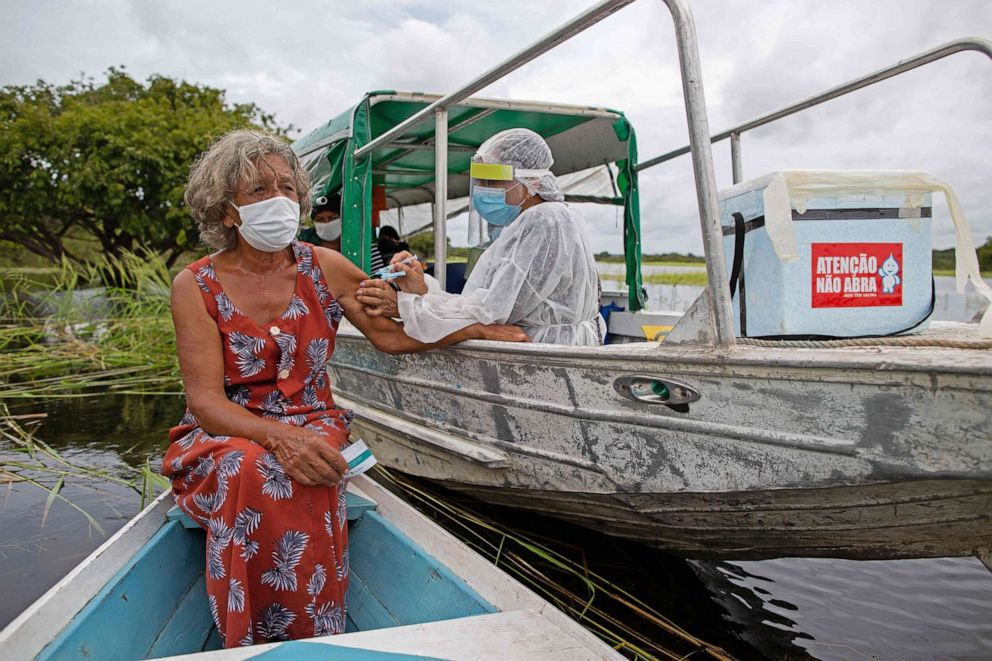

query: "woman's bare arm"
xmin=314 ymin=247 xmax=527 ymax=352
xmin=171 ymin=269 xmax=347 ymax=485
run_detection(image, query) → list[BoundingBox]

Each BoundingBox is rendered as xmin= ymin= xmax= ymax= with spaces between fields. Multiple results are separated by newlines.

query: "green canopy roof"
xmin=291 ymin=91 xmax=645 ymax=310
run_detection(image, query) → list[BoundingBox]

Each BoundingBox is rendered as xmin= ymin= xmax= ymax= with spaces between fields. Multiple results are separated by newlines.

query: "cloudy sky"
xmin=2 ymin=0 xmax=990 ymax=254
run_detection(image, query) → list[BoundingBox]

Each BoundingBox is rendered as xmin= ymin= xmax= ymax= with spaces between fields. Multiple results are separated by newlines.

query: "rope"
xmin=737 ymin=336 xmax=992 ymax=350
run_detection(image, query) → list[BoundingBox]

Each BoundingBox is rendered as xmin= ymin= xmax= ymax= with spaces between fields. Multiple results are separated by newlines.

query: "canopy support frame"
xmin=365 ymin=0 xmax=735 ymax=345
xmin=433 ymin=108 xmax=449 ymax=289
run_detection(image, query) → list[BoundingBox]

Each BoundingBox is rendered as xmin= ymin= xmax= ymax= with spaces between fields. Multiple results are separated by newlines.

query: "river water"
xmin=1 ymin=274 xmax=990 ymax=658
xmin=1 ymin=397 xmax=990 ymax=659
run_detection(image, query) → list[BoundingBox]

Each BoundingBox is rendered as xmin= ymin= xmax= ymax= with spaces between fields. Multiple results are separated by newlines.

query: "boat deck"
xmin=341 ymin=320 xmax=992 ymax=373
xmin=0 ymin=477 xmax=621 ymax=660
xmin=160 ymin=609 xmax=602 ymax=660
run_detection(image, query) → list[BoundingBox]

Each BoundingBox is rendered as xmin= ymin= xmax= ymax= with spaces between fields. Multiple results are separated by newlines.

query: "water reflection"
xmin=3 ymin=396 xmax=992 ymax=660
xmin=0 ymin=395 xmax=184 ymax=629
xmin=696 ymin=557 xmax=992 ymax=660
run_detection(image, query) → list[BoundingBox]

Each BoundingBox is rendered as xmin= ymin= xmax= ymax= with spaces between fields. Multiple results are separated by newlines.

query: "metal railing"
xmin=637 ymin=37 xmax=992 ymax=183
xmin=352 ymin=0 xmax=737 ymax=345
xmin=352 ymin=0 xmax=638 ymax=301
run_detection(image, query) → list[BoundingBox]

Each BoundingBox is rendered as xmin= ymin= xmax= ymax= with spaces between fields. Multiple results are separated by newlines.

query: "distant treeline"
xmin=594 ymin=251 xmax=705 ymax=264
xmin=594 ymin=241 xmax=992 ymax=272
xmin=933 ymin=238 xmax=992 ymax=273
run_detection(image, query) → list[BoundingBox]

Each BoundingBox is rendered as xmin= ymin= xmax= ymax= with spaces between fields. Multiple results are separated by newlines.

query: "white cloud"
xmin=2 ymin=0 xmax=990 ymax=254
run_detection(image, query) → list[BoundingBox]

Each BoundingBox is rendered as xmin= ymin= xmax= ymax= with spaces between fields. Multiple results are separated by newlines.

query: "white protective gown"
xmin=397 ymin=202 xmax=605 ymax=345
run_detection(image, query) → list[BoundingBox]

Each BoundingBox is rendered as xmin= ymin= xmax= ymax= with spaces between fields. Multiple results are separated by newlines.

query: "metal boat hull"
xmin=330 ymin=321 xmax=992 ymax=561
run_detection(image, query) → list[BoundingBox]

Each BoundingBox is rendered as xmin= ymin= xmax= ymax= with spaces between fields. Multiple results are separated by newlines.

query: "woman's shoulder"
xmin=174 ymin=252 xmax=223 ymax=299
xmin=311 ymin=243 xmax=362 ymax=284
xmin=181 ymin=252 xmax=214 ymax=274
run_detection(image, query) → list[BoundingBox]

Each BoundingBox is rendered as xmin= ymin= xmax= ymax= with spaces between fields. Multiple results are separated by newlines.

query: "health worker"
xmin=356 ymin=128 xmax=604 ymax=346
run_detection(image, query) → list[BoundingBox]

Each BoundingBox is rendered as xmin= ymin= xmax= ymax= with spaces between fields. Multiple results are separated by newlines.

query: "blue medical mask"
xmin=472 ymin=184 xmax=522 ymax=227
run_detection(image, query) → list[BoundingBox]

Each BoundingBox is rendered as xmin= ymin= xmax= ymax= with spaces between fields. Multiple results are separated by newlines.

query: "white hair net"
xmin=396 ymin=201 xmax=604 ymax=346
xmin=473 ymin=128 xmax=564 ymax=202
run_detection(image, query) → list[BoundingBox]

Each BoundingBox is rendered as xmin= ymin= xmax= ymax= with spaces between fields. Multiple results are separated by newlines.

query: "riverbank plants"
xmin=0 ymin=405 xmax=171 ymax=535
xmin=0 ymin=250 xmax=182 ymax=400
xmin=374 ymin=466 xmax=734 ymax=661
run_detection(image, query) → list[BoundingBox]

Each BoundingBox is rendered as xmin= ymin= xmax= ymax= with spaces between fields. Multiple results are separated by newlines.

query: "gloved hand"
xmin=384 ymin=250 xmax=428 ymax=295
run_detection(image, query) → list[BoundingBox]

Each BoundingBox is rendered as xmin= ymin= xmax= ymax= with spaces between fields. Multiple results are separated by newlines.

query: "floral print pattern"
xmin=162 ymin=241 xmax=351 ymax=647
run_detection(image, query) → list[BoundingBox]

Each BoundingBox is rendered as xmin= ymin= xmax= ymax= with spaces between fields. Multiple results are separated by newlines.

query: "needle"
xmin=374 ymin=255 xmax=417 ymax=279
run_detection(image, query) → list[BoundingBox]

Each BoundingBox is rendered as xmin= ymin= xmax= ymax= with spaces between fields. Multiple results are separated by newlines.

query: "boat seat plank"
xmin=167 ymin=506 xmax=202 ymax=529
xmin=347 ymin=511 xmax=495 ymax=628
xmin=166 ymin=490 xmax=377 ymax=529
xmin=148 ymin=572 xmax=214 ymax=658
xmin=248 ymin=640 xmax=445 ymax=659
xmin=156 ymin=609 xmax=612 ymax=660
xmin=38 ymin=520 xmax=204 ymax=661
xmin=344 ymin=490 xmax=378 ymax=521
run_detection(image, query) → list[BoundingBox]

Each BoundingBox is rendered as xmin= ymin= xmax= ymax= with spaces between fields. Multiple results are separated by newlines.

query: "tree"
xmin=980 ymin=237 xmax=992 ymax=274
xmin=405 ymin=230 xmax=453 ymax=260
xmin=0 ymin=68 xmax=289 ymax=267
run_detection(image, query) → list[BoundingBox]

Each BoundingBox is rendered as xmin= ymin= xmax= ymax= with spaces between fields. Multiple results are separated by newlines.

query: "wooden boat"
xmin=291 ymin=1 xmax=992 ymax=564
xmin=0 ymin=476 xmax=620 ymax=660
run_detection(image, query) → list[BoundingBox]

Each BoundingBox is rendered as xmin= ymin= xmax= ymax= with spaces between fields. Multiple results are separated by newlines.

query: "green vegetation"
xmin=0 ymin=406 xmax=171 ymax=534
xmin=405 ymin=230 xmax=470 ymax=261
xmin=933 ymin=237 xmax=992 ymax=276
xmin=0 ymin=69 xmax=288 ymax=268
xmin=600 ymin=270 xmax=708 ymax=287
xmin=0 ymin=251 xmax=181 ymax=400
xmin=595 ymin=251 xmax=705 ymax=264
xmin=375 ymin=466 xmax=733 ymax=661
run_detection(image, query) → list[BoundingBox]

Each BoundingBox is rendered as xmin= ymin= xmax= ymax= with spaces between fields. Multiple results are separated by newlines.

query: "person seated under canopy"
xmin=298 ymin=193 xmax=342 ymax=251
xmin=299 ymin=193 xmax=386 ymax=272
xmin=357 ymin=128 xmax=604 ymax=346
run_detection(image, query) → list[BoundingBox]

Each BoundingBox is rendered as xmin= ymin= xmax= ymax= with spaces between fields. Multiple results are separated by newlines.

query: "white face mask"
xmin=229 ymin=196 xmax=300 ymax=252
xmin=313 ymin=218 xmax=342 ymax=242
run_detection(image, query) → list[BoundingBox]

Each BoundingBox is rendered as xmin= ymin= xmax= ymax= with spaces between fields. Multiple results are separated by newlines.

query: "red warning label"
xmin=811 ymin=243 xmax=903 ymax=308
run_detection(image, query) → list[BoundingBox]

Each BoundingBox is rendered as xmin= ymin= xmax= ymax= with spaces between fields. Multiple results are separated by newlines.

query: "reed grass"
xmin=372 ymin=466 xmax=735 ymax=661
xmin=0 ymin=251 xmax=183 ymax=400
xmin=0 ymin=404 xmax=171 ymax=536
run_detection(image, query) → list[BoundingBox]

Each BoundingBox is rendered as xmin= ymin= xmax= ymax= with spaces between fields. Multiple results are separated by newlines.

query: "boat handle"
xmin=613 ymin=375 xmax=701 ymax=410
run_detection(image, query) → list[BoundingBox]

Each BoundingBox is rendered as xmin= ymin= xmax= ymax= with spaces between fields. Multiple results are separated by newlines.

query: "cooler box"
xmin=718 ymin=170 xmax=935 ymax=338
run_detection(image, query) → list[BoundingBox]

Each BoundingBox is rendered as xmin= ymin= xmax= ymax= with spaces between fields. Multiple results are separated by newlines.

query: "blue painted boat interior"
xmin=250 ymin=640 xmax=446 ymax=660
xmin=37 ymin=492 xmax=496 ymax=660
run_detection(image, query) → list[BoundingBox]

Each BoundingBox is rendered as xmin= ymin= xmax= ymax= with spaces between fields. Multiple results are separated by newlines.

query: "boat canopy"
xmin=292 ymin=91 xmax=646 ymax=310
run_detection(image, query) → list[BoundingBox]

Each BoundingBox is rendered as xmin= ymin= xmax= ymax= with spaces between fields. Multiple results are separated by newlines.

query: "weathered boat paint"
xmin=329 ymin=320 xmax=992 ymax=560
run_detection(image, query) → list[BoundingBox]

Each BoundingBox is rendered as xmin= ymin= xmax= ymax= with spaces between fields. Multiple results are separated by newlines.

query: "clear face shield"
xmin=467 ymin=162 xmax=550 ymax=245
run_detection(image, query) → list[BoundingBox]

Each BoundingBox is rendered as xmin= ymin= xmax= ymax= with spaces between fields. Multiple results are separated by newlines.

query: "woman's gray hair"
xmin=185 ymin=129 xmax=312 ymax=251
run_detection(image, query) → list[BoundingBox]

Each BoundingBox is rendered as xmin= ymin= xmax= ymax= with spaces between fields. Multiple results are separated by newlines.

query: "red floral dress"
xmin=162 ymin=241 xmax=351 ymax=648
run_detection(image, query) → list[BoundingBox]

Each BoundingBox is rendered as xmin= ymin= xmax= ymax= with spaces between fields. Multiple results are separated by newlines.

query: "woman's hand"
xmin=356 ymin=279 xmax=399 ymax=318
xmin=385 ymin=250 xmax=428 ymax=295
xmin=480 ymin=324 xmax=530 ymax=343
xmin=315 ymin=246 xmax=519 ymax=354
xmin=265 ymin=425 xmax=348 ymax=487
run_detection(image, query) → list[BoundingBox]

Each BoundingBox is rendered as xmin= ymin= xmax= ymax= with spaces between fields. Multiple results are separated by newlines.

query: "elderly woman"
xmin=163 ymin=129 xmax=525 ymax=648
xmin=357 ymin=128 xmax=604 ymax=345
